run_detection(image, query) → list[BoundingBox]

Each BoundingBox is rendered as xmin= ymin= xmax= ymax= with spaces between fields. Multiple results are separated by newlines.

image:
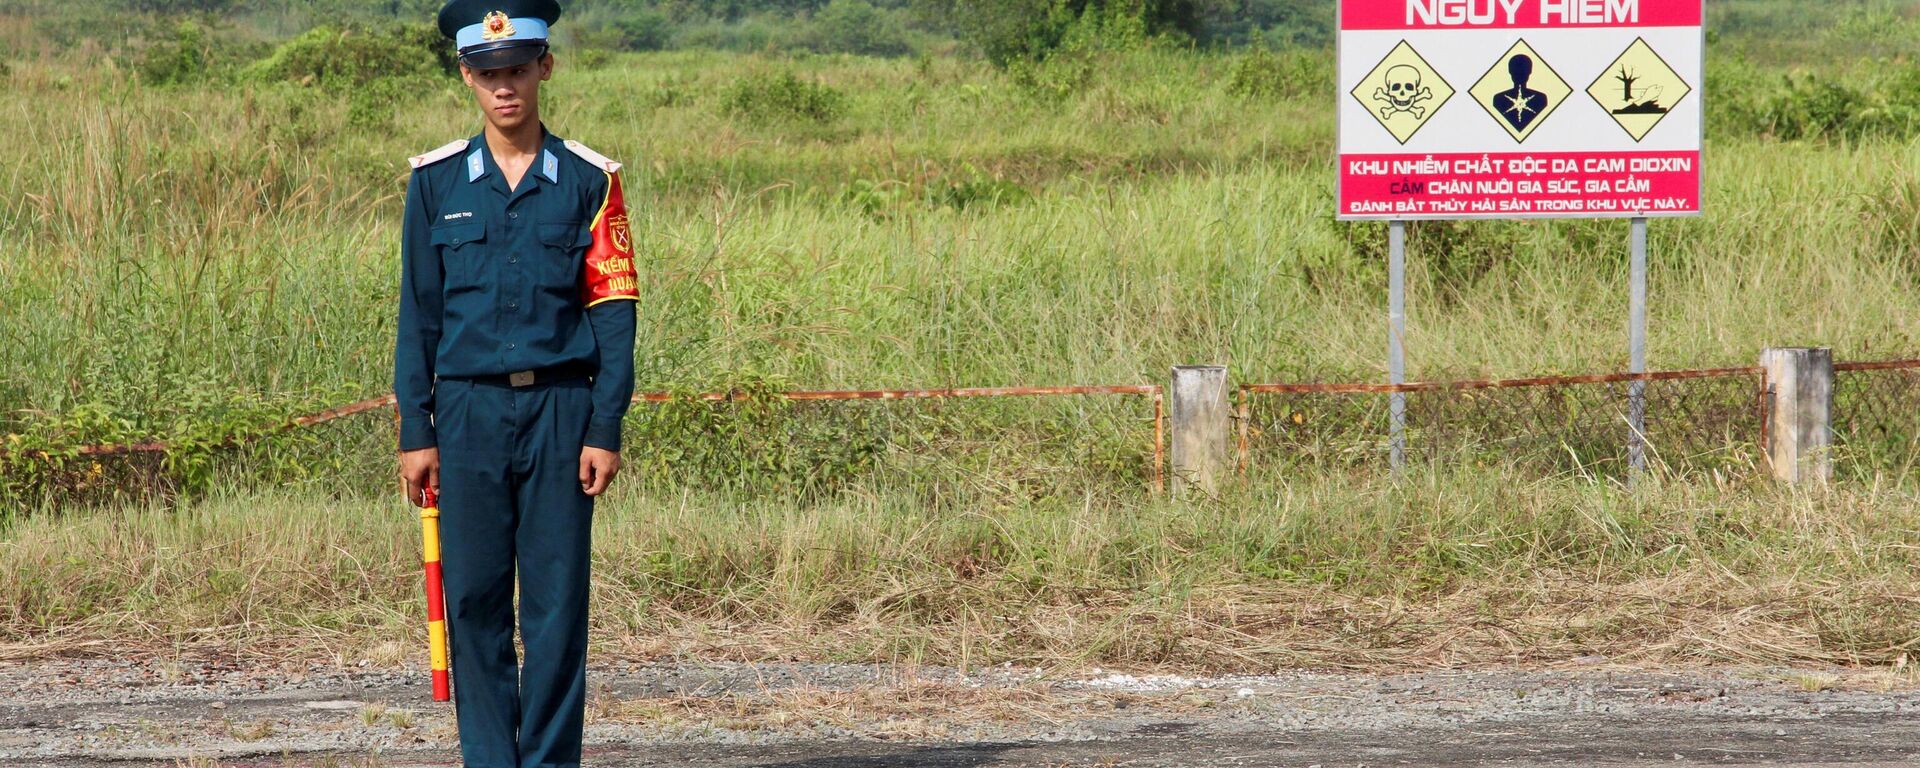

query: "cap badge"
xmin=481 ymin=11 xmax=516 ymax=41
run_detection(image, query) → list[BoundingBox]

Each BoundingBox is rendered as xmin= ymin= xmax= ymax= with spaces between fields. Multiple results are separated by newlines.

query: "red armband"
xmin=583 ymin=170 xmax=640 ymax=308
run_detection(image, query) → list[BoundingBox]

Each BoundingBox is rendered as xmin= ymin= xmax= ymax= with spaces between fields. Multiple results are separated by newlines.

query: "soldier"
xmin=395 ymin=1 xmax=639 ymax=765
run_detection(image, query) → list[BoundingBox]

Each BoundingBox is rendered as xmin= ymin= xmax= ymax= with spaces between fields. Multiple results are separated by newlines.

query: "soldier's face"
xmin=462 ymin=54 xmax=554 ymax=132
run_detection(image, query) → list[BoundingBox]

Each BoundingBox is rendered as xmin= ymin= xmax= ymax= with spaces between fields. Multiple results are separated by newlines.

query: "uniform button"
xmin=507 ymin=343 xmax=517 ymax=349
xmin=508 ymin=212 xmax=519 ymax=219
xmin=508 ymin=302 xmax=518 ymax=309
xmin=509 ymin=257 xmax=518 ymax=263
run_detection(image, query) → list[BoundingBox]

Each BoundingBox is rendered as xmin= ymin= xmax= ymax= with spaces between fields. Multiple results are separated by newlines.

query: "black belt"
xmin=442 ymin=362 xmax=594 ymax=388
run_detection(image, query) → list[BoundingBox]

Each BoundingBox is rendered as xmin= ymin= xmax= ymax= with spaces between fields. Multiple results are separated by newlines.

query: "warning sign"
xmin=1336 ymin=0 xmax=1703 ymax=221
xmin=1348 ymin=41 xmax=1455 ymax=145
xmin=1468 ymin=41 xmax=1570 ymax=144
xmin=1586 ymin=38 xmax=1693 ymax=142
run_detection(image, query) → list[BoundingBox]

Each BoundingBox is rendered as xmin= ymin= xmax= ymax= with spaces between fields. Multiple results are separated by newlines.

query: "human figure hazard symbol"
xmin=1469 ymin=40 xmax=1569 ymax=144
xmin=1491 ymin=55 xmax=1549 ymax=133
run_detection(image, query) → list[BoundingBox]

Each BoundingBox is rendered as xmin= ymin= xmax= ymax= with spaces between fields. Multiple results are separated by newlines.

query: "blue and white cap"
xmin=437 ymin=0 xmax=561 ymax=70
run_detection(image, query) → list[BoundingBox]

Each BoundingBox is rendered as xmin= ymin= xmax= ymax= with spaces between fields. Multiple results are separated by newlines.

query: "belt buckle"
xmin=508 ymin=370 xmax=536 ymax=387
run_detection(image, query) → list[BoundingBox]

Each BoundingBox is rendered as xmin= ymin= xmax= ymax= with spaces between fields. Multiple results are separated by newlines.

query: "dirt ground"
xmin=4 ymin=658 xmax=1920 ymax=767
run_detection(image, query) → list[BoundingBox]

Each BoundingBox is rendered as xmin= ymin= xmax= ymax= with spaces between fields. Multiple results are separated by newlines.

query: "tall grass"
xmin=4 ymin=473 xmax=1917 ymax=669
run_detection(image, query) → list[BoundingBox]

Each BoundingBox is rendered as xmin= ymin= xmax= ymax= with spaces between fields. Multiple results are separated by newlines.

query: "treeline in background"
xmin=6 ymin=0 xmax=1330 ymax=62
xmin=7 ymin=0 xmax=1920 ymax=141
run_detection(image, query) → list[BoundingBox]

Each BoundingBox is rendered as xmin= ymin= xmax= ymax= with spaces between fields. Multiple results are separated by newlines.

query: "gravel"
xmin=3 ymin=658 xmax=1919 ymax=766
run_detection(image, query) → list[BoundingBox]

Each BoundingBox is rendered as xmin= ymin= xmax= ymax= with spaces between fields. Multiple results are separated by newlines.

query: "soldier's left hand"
xmin=579 ymin=446 xmax=622 ymax=496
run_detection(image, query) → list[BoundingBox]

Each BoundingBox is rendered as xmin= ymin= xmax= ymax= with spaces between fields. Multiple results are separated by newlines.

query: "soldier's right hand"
xmin=400 ymin=448 xmax=441 ymax=507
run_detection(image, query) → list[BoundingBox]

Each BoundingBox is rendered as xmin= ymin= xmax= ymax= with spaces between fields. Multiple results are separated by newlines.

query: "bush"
xmin=614 ymin=9 xmax=674 ymax=51
xmin=674 ymin=15 xmax=804 ymax=53
xmin=244 ymin=23 xmax=454 ymax=88
xmin=929 ymin=172 xmax=1030 ymax=211
xmin=807 ymin=0 xmax=915 ymax=57
xmin=1201 ymin=0 xmax=1331 ymax=48
xmin=722 ymin=70 xmax=847 ymax=124
xmin=0 ymin=371 xmax=321 ymax=508
xmin=1005 ymin=4 xmax=1149 ymax=100
xmin=572 ymin=9 xmax=672 ymax=52
xmin=1226 ymin=45 xmax=1329 ymax=101
xmin=133 ymin=19 xmax=259 ymax=86
xmin=127 ymin=0 xmax=237 ymax=12
xmin=938 ymin=0 xmax=1192 ymax=66
xmin=625 ymin=376 xmax=886 ymax=497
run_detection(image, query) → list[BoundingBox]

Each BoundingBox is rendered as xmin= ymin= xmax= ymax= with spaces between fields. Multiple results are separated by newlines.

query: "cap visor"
xmin=459 ymin=43 xmax=548 ymax=70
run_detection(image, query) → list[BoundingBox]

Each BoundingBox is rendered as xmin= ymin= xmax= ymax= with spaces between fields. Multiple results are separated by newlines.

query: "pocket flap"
xmin=430 ymin=222 xmax=486 ymax=247
xmin=539 ymin=222 xmax=591 ymax=249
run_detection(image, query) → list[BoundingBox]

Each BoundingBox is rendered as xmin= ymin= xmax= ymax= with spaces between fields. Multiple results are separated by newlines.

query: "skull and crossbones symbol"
xmin=1373 ymin=65 xmax=1434 ymax=121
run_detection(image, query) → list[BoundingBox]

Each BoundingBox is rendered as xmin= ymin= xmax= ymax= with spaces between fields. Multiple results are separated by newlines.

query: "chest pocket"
xmin=537 ymin=221 xmax=592 ymax=285
xmin=430 ymin=222 xmax=488 ymax=291
xmin=431 ymin=221 xmax=486 ymax=250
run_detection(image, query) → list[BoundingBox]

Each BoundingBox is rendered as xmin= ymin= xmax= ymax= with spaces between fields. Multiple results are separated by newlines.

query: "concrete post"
xmin=1170 ymin=366 xmax=1230 ymax=497
xmin=1761 ymin=347 xmax=1834 ymax=484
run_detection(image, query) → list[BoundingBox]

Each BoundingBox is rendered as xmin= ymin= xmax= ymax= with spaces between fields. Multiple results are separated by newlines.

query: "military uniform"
xmin=396 ymin=3 xmax=637 ymax=766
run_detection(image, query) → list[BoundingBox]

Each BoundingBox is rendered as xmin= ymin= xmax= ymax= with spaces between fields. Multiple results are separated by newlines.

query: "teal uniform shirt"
xmin=395 ymin=129 xmax=639 ymax=452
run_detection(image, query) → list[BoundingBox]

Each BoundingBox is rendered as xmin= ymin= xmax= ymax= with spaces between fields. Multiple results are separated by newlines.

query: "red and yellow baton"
xmin=420 ymin=487 xmax=451 ymax=702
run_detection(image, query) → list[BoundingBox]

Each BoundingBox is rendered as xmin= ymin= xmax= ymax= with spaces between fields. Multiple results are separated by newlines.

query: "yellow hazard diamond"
xmin=1587 ymin=38 xmax=1692 ymax=142
xmin=1469 ymin=40 xmax=1571 ymax=144
xmin=1349 ymin=41 xmax=1455 ymax=146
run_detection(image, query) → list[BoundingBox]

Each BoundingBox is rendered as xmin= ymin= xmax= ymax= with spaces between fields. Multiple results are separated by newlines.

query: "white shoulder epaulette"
xmin=408 ymin=139 xmax=470 ymax=170
xmin=563 ymin=139 xmax=622 ymax=174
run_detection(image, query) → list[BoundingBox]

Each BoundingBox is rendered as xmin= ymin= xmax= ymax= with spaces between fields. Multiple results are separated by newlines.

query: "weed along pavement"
xmin=6 ymin=659 xmax=1920 ymax=767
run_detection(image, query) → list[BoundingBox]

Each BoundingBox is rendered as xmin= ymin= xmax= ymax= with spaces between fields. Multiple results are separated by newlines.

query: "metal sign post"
xmin=1389 ymin=220 xmax=1408 ymax=469
xmin=1627 ymin=217 xmax=1649 ymax=477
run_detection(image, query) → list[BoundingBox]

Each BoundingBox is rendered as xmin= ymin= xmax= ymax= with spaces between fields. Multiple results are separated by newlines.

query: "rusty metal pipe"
xmin=1833 ymin=359 xmax=1920 ymax=373
xmin=1239 ymin=365 xmax=1766 ymax=396
xmin=635 ymin=384 xmax=1160 ymax=403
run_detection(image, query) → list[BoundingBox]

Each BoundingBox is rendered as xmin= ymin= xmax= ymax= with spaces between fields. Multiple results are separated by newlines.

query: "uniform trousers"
xmin=435 ymin=377 xmax=595 ymax=768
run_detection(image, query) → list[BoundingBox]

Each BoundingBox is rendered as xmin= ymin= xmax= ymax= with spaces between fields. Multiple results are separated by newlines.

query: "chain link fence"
xmin=1833 ymin=361 xmax=1920 ymax=483
xmin=1239 ymin=360 xmax=1920 ymax=483
xmin=1237 ymin=372 xmax=1764 ymax=480
xmin=11 ymin=358 xmax=1920 ymax=507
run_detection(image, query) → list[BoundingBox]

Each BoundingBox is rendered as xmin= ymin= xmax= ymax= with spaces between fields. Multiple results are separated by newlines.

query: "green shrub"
xmin=624 ymin=375 xmax=886 ymax=497
xmin=573 ymin=47 xmax=613 ymax=70
xmin=808 ymin=0 xmax=915 ymax=57
xmin=1000 ymin=3 xmax=1152 ymax=100
xmin=1204 ymin=0 xmax=1332 ymax=48
xmin=133 ymin=19 xmax=259 ymax=86
xmin=0 ymin=370 xmax=323 ymax=509
xmin=1226 ymin=45 xmax=1329 ymax=101
xmin=127 ymin=0 xmax=237 ymax=11
xmin=613 ymin=9 xmax=673 ymax=52
xmin=939 ymin=0 xmax=1185 ymax=66
xmin=1710 ymin=56 xmax=1920 ymax=142
xmin=244 ymin=23 xmax=453 ymax=88
xmin=573 ymin=9 xmax=673 ymax=53
xmin=1763 ymin=77 xmax=1875 ymax=140
xmin=674 ymin=15 xmax=803 ymax=53
xmin=722 ymin=70 xmax=846 ymax=124
xmin=929 ymin=168 xmax=1030 ymax=210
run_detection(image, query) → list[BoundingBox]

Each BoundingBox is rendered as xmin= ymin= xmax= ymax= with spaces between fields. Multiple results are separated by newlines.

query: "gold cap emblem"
xmin=481 ymin=11 xmax=515 ymax=41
